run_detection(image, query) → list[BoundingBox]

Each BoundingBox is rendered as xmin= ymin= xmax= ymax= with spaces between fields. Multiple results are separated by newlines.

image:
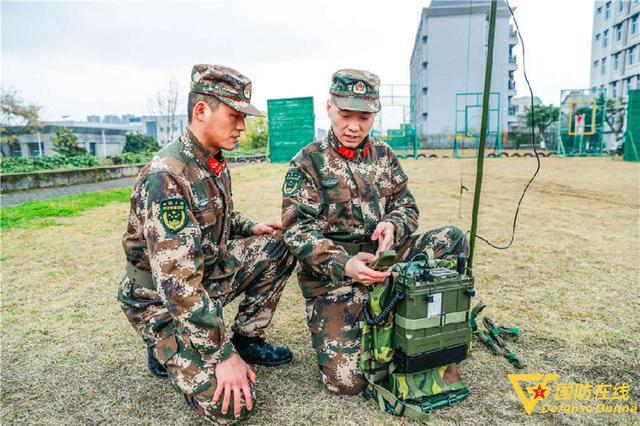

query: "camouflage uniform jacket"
xmin=120 ymin=130 xmax=256 ymax=365
xmin=282 ymin=130 xmax=419 ymax=298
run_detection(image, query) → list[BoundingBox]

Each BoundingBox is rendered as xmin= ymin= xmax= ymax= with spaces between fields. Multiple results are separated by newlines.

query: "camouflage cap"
xmin=190 ymin=64 xmax=263 ymax=117
xmin=330 ymin=69 xmax=381 ymax=113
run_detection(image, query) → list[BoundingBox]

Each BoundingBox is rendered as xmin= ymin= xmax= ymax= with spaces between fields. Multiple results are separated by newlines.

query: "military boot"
xmin=147 ymin=345 xmax=169 ymax=379
xmin=231 ymin=334 xmax=293 ymax=367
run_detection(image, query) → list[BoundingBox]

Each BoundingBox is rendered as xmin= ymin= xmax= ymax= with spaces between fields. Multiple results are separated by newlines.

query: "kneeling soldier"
xmin=118 ymin=64 xmax=296 ymax=423
xmin=281 ymin=69 xmax=468 ymax=395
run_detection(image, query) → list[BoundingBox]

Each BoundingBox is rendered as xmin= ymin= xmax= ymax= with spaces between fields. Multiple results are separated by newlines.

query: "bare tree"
xmin=148 ymin=79 xmax=182 ymax=145
xmin=0 ymin=88 xmax=43 ymax=156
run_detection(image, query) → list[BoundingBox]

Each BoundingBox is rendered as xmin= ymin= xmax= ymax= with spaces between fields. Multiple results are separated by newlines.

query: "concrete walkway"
xmin=1 ymin=177 xmax=137 ymax=207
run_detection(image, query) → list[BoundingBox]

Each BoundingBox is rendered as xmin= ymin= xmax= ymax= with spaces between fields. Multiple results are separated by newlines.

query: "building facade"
xmin=137 ymin=114 xmax=187 ymax=146
xmin=509 ymin=96 xmax=542 ymax=134
xmin=590 ymin=0 xmax=640 ymax=99
xmin=410 ymin=0 xmax=518 ymax=146
xmin=84 ymin=113 xmax=188 ymax=146
xmin=1 ymin=121 xmax=129 ymax=158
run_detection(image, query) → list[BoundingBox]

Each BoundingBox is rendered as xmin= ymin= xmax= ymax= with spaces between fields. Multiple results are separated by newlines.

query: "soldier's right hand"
xmin=213 ymin=353 xmax=256 ymax=418
xmin=344 ymin=252 xmax=391 ymax=286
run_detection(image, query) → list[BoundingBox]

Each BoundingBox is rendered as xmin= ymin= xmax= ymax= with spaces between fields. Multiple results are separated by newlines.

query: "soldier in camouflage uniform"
xmin=281 ymin=69 xmax=468 ymax=395
xmin=118 ymin=64 xmax=296 ymax=423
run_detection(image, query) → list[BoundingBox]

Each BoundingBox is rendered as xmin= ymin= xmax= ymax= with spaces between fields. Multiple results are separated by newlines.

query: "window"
xmin=603 ymin=29 xmax=609 ymax=47
xmin=422 ymin=35 xmax=427 ymax=43
xmin=11 ymin=142 xmax=21 ymax=157
xmin=614 ymin=52 xmax=620 ymax=70
xmin=422 ymin=61 xmax=427 ymax=70
xmin=605 ymin=2 xmax=611 ymax=18
xmin=602 ymin=57 xmax=607 ymax=74
xmin=27 ymin=142 xmax=44 ymax=156
xmin=597 ymin=6 xmax=602 ymax=14
xmin=594 ymin=59 xmax=599 ymax=68
xmin=618 ymin=1 xmax=624 ymax=12
xmin=89 ymin=142 xmax=97 ymax=156
xmin=422 ymin=87 xmax=427 ymax=94
xmin=632 ymin=14 xmax=639 ymax=34
xmin=627 ymin=78 xmax=634 ymax=93
xmin=596 ymin=33 xmax=601 ymax=41
xmin=629 ymin=46 xmax=636 ymax=64
xmin=611 ymin=82 xmax=618 ymax=98
xmin=616 ymin=24 xmax=622 ymax=41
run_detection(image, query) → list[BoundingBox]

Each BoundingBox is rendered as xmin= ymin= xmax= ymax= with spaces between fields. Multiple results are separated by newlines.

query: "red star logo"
xmin=532 ymin=383 xmax=548 ymax=400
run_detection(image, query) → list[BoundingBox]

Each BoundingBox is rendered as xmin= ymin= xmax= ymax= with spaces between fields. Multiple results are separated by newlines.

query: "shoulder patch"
xmin=159 ymin=198 xmax=188 ymax=232
xmin=282 ymin=169 xmax=303 ymax=197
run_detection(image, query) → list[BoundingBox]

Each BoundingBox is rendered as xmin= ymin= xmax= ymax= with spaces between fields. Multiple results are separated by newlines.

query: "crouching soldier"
xmin=281 ymin=69 xmax=468 ymax=395
xmin=118 ymin=64 xmax=296 ymax=423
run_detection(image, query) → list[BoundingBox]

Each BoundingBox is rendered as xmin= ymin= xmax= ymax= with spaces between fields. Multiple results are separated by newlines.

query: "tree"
xmin=52 ymin=127 xmax=87 ymax=157
xmin=0 ymin=88 xmax=43 ymax=156
xmin=123 ymin=132 xmax=159 ymax=153
xmin=525 ymin=104 xmax=559 ymax=148
xmin=239 ymin=116 xmax=269 ymax=151
xmin=604 ymin=97 xmax=626 ymax=149
xmin=149 ymin=79 xmax=182 ymax=145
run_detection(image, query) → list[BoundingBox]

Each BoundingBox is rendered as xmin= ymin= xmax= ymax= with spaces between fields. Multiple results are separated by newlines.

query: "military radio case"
xmin=392 ymin=261 xmax=475 ymax=373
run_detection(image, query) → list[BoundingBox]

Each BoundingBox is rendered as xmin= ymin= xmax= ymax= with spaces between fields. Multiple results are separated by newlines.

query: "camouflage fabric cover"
xmin=282 ymin=129 xmax=467 ymax=395
xmin=330 ymin=68 xmax=381 ymax=113
xmin=191 ymin=64 xmax=263 ymax=117
xmin=118 ymin=130 xmax=295 ymax=422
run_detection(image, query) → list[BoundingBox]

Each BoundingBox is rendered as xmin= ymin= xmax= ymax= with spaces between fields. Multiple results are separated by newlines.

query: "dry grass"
xmin=2 ymin=157 xmax=639 ymax=425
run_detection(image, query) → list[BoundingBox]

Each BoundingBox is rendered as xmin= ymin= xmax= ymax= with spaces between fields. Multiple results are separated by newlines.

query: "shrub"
xmin=0 ymin=154 xmax=99 ymax=173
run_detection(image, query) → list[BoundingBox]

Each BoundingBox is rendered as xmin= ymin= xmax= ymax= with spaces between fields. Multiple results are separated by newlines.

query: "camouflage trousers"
xmin=118 ymin=234 xmax=296 ymax=424
xmin=302 ymin=225 xmax=467 ymax=395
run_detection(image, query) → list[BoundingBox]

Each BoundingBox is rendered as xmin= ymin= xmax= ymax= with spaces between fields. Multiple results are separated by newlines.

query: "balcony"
xmin=508 ymin=106 xmax=517 ymax=116
xmin=509 ymin=26 xmax=518 ymax=44
xmin=508 ymin=80 xmax=516 ymax=90
xmin=508 ymin=54 xmax=518 ymax=70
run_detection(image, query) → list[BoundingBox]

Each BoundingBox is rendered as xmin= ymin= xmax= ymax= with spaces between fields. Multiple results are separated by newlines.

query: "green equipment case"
xmin=392 ymin=261 xmax=475 ymax=373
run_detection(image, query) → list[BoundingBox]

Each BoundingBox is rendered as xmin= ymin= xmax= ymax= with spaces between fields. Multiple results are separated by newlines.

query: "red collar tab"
xmin=338 ymin=145 xmax=356 ymax=160
xmin=207 ymin=157 xmax=226 ymax=175
xmin=338 ymin=143 xmax=370 ymax=161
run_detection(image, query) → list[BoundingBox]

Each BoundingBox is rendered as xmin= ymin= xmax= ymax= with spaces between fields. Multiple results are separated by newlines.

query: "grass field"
xmin=2 ymin=157 xmax=639 ymax=425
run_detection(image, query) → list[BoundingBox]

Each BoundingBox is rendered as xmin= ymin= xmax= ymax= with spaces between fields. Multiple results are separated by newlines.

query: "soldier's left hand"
xmin=251 ymin=220 xmax=282 ymax=236
xmin=371 ymin=222 xmax=395 ymax=255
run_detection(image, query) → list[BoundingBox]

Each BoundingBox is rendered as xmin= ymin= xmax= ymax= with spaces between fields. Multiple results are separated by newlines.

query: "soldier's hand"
xmin=213 ymin=353 xmax=256 ymax=418
xmin=371 ymin=222 xmax=395 ymax=255
xmin=251 ymin=220 xmax=282 ymax=236
xmin=344 ymin=252 xmax=391 ymax=286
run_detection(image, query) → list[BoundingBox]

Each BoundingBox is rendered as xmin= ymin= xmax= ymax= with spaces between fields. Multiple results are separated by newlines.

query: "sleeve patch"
xmin=159 ymin=198 xmax=188 ymax=232
xmin=283 ymin=169 xmax=303 ymax=197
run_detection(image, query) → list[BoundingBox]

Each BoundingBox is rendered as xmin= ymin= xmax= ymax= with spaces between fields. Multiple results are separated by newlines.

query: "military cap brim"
xmin=214 ymin=96 xmax=265 ymax=117
xmin=331 ymin=95 xmax=381 ymax=113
